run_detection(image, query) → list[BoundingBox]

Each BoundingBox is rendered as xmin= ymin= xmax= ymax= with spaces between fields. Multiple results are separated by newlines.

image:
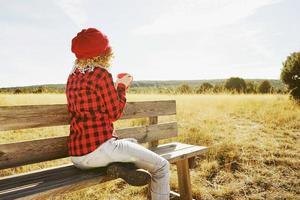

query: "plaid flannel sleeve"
xmin=100 ymin=70 xmax=127 ymax=122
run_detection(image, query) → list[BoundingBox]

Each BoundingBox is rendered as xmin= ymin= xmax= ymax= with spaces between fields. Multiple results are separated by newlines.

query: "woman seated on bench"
xmin=66 ymin=28 xmax=170 ymax=200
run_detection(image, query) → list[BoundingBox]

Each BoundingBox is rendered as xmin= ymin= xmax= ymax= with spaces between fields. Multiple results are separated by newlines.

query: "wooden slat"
xmin=0 ymin=100 xmax=176 ymax=131
xmin=0 ymin=122 xmax=178 ymax=170
xmin=0 ymin=142 xmax=205 ymax=200
xmin=151 ymin=142 xmax=208 ymax=164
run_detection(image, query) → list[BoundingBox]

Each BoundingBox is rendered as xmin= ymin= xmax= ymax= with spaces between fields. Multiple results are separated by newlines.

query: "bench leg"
xmin=176 ymin=159 xmax=193 ymax=200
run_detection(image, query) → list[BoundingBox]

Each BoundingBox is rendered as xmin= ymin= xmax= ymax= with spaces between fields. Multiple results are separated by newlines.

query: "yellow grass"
xmin=0 ymin=94 xmax=299 ymax=200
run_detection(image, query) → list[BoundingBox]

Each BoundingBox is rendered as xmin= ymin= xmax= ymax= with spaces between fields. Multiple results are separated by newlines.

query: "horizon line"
xmin=0 ymin=78 xmax=283 ymax=89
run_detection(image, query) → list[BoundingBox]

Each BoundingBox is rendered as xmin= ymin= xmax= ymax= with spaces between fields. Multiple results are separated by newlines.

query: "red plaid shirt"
xmin=66 ymin=67 xmax=126 ymax=156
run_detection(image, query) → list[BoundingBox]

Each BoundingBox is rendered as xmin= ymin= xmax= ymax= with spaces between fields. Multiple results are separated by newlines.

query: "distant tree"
xmin=258 ymin=80 xmax=272 ymax=93
xmin=245 ymin=81 xmax=257 ymax=94
xmin=196 ymin=82 xmax=213 ymax=93
xmin=176 ymin=84 xmax=192 ymax=94
xmin=281 ymin=52 xmax=300 ymax=101
xmin=14 ymin=88 xmax=22 ymax=94
xmin=224 ymin=77 xmax=246 ymax=93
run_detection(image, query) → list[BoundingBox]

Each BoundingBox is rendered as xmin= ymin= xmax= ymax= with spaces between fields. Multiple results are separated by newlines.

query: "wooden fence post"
xmin=147 ymin=116 xmax=158 ymax=200
xmin=148 ymin=116 xmax=159 ymax=148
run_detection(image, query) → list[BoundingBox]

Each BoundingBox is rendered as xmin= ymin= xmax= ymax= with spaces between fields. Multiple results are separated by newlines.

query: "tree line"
xmin=0 ymin=78 xmax=288 ymax=95
xmin=129 ymin=78 xmax=284 ymax=95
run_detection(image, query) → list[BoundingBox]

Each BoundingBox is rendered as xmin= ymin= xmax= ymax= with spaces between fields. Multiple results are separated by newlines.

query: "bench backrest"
xmin=0 ymin=100 xmax=177 ymax=170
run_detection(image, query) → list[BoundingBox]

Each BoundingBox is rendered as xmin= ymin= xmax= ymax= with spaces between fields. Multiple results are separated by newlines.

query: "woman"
xmin=66 ymin=28 xmax=170 ymax=200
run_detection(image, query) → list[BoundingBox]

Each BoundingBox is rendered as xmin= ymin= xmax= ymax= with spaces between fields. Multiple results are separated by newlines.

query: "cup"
xmin=117 ymin=73 xmax=132 ymax=89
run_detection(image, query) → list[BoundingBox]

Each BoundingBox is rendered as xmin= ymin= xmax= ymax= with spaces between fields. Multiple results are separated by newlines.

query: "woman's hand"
xmin=116 ymin=74 xmax=133 ymax=89
xmin=112 ymin=128 xmax=118 ymax=137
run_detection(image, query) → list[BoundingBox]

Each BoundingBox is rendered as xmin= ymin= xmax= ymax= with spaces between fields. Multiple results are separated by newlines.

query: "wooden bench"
xmin=0 ymin=100 xmax=208 ymax=200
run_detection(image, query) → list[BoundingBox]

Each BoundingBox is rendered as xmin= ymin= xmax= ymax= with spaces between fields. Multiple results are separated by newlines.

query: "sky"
xmin=0 ymin=0 xmax=300 ymax=87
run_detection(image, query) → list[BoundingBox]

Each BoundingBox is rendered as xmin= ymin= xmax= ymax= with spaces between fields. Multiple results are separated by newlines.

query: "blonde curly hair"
xmin=70 ymin=47 xmax=114 ymax=75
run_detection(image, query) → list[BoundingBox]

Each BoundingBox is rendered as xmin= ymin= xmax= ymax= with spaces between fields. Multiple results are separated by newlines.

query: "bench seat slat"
xmin=0 ymin=122 xmax=178 ymax=170
xmin=0 ymin=165 xmax=113 ymax=200
xmin=0 ymin=100 xmax=176 ymax=131
xmin=153 ymin=142 xmax=208 ymax=163
xmin=0 ymin=142 xmax=207 ymax=200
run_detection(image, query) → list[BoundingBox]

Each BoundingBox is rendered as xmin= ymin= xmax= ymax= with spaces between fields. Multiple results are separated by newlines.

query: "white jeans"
xmin=71 ymin=137 xmax=170 ymax=200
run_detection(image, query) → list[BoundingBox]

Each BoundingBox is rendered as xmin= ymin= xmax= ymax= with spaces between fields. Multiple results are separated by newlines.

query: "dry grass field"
xmin=0 ymin=94 xmax=299 ymax=200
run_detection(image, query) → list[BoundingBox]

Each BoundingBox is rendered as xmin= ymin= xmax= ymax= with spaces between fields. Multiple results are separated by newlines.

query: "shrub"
xmin=290 ymin=87 xmax=300 ymax=101
xmin=224 ymin=77 xmax=246 ymax=93
xmin=33 ymin=86 xmax=48 ymax=93
xmin=246 ymin=81 xmax=257 ymax=94
xmin=176 ymin=84 xmax=192 ymax=94
xmin=213 ymin=85 xmax=224 ymax=93
xmin=258 ymin=80 xmax=272 ymax=94
xmin=196 ymin=82 xmax=213 ymax=94
xmin=14 ymin=88 xmax=22 ymax=94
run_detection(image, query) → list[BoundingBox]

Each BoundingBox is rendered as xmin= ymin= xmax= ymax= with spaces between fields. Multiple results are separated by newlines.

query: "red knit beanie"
xmin=71 ymin=28 xmax=109 ymax=59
